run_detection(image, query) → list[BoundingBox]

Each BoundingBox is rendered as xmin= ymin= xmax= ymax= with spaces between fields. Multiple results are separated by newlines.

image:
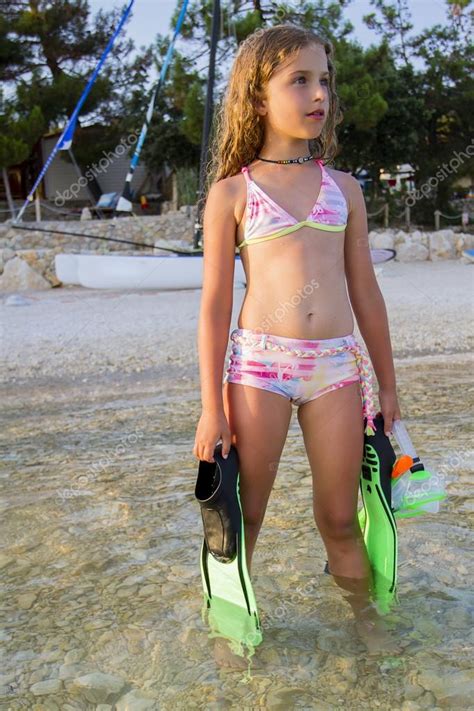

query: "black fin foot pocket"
xmin=195 ymin=443 xmax=242 ymax=563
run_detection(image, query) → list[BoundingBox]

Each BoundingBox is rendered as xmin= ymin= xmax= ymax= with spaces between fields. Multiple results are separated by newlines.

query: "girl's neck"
xmin=257 ymin=140 xmax=311 ymax=162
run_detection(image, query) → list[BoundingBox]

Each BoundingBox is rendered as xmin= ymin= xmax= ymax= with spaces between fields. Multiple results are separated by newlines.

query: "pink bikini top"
xmin=237 ymin=158 xmax=348 ymax=250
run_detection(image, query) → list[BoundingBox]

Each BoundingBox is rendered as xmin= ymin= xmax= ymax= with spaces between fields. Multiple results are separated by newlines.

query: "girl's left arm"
xmin=343 ymin=174 xmax=401 ymax=435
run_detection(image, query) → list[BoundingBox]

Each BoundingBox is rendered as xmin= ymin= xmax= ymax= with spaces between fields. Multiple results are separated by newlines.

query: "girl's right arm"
xmin=193 ymin=178 xmax=237 ymax=463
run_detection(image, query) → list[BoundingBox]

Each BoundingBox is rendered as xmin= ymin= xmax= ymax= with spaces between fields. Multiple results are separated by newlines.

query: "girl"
xmin=193 ymin=24 xmax=401 ymax=641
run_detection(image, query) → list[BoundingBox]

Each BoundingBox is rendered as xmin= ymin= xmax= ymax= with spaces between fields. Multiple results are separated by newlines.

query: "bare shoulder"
xmin=202 ymin=174 xmax=242 ymax=255
xmin=324 ymin=166 xmax=361 ymax=213
xmin=223 ymin=172 xmax=247 ymax=225
xmin=206 ymin=173 xmax=244 ymax=223
xmin=206 ymin=174 xmax=237 ymax=201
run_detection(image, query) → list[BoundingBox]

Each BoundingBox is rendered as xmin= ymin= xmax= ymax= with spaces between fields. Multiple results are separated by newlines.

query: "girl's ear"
xmin=252 ymin=86 xmax=268 ymax=117
xmin=254 ymin=97 xmax=268 ymax=117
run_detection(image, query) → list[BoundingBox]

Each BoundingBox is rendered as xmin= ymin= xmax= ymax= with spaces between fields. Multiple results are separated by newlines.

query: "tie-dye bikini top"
xmin=236 ymin=158 xmax=348 ymax=251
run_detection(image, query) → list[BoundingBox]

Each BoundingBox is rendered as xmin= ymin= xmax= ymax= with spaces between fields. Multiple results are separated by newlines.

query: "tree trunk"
xmin=2 ymin=167 xmax=16 ymax=219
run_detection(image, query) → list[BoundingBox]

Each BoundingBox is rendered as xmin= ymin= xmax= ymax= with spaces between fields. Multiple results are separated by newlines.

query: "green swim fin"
xmin=324 ymin=414 xmax=399 ymax=615
xmin=195 ymin=443 xmax=262 ymax=655
xmin=357 ymin=414 xmax=398 ymax=613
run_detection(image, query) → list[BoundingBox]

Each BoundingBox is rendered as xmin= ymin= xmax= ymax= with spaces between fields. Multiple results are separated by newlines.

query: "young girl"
xmin=193 ymin=24 xmax=401 ymax=641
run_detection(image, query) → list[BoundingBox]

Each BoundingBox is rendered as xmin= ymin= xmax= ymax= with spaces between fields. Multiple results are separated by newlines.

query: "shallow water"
xmin=1 ymin=357 xmax=473 ymax=710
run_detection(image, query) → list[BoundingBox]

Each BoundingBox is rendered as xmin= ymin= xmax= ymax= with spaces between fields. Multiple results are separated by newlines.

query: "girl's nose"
xmin=313 ymin=82 xmax=327 ymax=101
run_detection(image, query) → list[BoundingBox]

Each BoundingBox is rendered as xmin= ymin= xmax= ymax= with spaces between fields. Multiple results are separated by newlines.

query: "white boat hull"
xmin=54 ymin=248 xmax=395 ymax=291
xmin=55 ymin=254 xmax=81 ymax=285
xmin=55 ymin=253 xmax=247 ymax=290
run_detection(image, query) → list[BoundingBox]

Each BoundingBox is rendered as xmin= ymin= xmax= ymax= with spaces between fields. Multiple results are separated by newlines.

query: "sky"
xmin=89 ymin=0 xmax=448 ymax=57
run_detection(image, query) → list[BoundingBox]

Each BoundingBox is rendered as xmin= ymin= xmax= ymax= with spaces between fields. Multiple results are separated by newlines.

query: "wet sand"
xmin=1 ymin=260 xmax=473 ymax=709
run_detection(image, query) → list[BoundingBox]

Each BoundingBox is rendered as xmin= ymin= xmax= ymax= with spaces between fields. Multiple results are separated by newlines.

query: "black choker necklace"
xmin=256 ymin=153 xmax=315 ymax=165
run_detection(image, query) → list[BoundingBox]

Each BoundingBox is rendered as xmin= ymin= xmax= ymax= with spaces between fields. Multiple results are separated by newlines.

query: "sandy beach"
xmin=1 ymin=259 xmax=473 ymax=709
xmin=2 ymin=261 xmax=473 ymax=385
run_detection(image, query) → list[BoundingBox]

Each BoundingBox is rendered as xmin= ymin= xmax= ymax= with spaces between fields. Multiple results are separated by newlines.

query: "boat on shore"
xmin=55 ymin=253 xmax=247 ymax=290
xmin=54 ymin=248 xmax=395 ymax=290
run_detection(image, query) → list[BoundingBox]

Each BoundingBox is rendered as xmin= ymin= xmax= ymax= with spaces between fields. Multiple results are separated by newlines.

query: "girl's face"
xmin=256 ymin=43 xmax=330 ymax=141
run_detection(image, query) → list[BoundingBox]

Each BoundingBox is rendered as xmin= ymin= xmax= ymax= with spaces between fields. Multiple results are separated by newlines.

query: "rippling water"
xmin=1 ymin=357 xmax=472 ymax=710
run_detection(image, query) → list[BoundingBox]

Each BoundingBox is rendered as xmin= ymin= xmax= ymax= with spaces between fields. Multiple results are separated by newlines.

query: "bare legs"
xmin=297 ymin=382 xmax=396 ymax=651
xmin=212 ymin=382 xmax=292 ymax=667
xmin=220 ymin=379 xmax=396 ymax=654
xmin=222 ymin=380 xmax=293 ymax=574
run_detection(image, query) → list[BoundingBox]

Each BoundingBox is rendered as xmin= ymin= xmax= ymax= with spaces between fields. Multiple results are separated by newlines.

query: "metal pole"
xmin=193 ymin=0 xmax=220 ymax=250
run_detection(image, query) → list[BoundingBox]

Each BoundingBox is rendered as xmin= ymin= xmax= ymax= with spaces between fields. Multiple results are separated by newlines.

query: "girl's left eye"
xmin=294 ymin=76 xmax=329 ymax=85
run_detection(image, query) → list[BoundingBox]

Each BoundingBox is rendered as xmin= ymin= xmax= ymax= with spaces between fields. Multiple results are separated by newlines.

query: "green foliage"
xmin=1 ymin=0 xmax=136 ymax=173
xmin=176 ymin=165 xmax=199 ymax=207
xmin=0 ymin=105 xmax=45 ymax=168
xmin=132 ymin=40 xmax=204 ymax=173
xmin=1 ymin=0 xmax=472 ymax=215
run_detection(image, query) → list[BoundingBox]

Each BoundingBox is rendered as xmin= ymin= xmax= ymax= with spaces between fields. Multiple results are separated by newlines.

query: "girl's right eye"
xmin=294 ymin=76 xmax=329 ymax=86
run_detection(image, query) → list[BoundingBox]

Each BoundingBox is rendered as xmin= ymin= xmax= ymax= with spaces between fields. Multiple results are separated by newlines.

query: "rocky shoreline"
xmin=0 ymin=212 xmax=472 ymax=291
xmin=1 ymin=260 xmax=472 ymax=386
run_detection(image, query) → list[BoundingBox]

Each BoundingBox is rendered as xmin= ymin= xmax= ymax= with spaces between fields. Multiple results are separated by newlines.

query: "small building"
xmin=0 ymin=124 xmax=174 ymax=213
xmin=379 ymin=163 xmax=416 ymax=192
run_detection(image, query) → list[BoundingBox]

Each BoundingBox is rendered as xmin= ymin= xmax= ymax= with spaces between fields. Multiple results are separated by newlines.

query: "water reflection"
xmin=1 ymin=357 xmax=472 ymax=708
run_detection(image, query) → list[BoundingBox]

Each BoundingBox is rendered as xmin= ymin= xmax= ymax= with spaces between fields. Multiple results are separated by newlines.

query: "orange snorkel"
xmin=391 ymin=454 xmax=414 ymax=480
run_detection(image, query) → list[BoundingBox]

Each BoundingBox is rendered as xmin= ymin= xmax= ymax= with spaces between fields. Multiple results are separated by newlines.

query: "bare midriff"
xmin=235 ymin=220 xmax=354 ymax=340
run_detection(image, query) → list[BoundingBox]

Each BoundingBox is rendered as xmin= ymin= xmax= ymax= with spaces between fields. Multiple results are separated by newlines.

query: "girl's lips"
xmin=307 ymin=112 xmax=325 ymax=120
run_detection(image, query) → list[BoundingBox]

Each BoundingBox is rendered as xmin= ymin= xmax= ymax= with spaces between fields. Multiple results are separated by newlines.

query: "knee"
xmin=243 ymin=510 xmax=264 ymax=533
xmin=315 ymin=510 xmax=359 ymax=541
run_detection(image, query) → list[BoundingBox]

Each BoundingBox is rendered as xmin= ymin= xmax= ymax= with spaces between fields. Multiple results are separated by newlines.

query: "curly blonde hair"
xmin=203 ymin=23 xmax=343 ymax=204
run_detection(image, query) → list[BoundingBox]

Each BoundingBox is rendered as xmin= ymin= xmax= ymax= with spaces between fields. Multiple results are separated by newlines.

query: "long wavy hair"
xmin=203 ymin=24 xmax=344 ymax=205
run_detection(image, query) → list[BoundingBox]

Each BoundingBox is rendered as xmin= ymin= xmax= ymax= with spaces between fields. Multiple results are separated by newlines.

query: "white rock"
xmin=80 ymin=207 xmax=93 ymax=221
xmin=404 ymin=683 xmax=425 ymax=700
xmin=115 ymin=689 xmax=157 ymax=710
xmin=31 ymin=678 xmax=62 ymax=695
xmin=371 ymin=232 xmax=395 ymax=249
xmin=59 ymin=663 xmax=90 ymax=680
xmin=2 ymin=247 xmax=15 ymax=262
xmin=72 ymin=672 xmax=126 ymax=704
xmin=0 ymin=257 xmax=51 ymax=291
xmin=0 ymin=554 xmax=14 ymax=569
xmin=435 ymin=228 xmax=455 ymax=240
xmin=4 ymin=293 xmax=34 ymax=306
xmin=429 ymin=232 xmax=456 ymax=260
xmin=17 ymin=592 xmax=37 ymax=609
xmin=64 ymin=649 xmax=85 ymax=664
xmin=396 ymin=242 xmax=429 ymax=261
xmin=394 ymin=230 xmax=409 ymax=245
xmin=417 ymin=669 xmax=473 ymax=701
xmin=456 ymin=233 xmax=474 ymax=252
xmin=410 ymin=230 xmax=428 ymax=247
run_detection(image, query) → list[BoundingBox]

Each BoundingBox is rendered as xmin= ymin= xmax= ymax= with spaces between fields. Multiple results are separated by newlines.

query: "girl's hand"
xmin=193 ymin=410 xmax=232 ymax=463
xmin=378 ymin=387 xmax=402 ymax=436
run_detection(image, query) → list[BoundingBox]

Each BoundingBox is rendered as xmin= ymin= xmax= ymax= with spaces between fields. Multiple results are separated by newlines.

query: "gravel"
xmin=1 ymin=261 xmax=473 ymax=385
